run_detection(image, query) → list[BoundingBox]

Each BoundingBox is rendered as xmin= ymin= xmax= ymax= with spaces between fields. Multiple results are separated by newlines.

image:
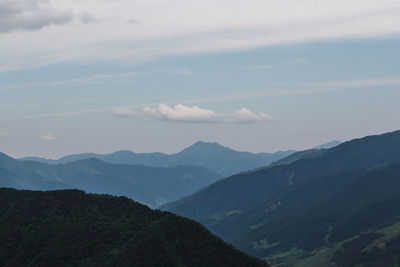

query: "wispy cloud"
xmin=1 ymin=0 xmax=400 ymax=71
xmin=1 ymin=72 xmax=142 ymax=90
xmin=40 ymin=133 xmax=56 ymax=141
xmin=178 ymin=78 xmax=400 ymax=104
xmin=0 ymin=0 xmax=95 ymax=34
xmin=298 ymin=79 xmax=400 ymax=91
xmin=12 ymin=78 xmax=400 ymax=121
xmin=112 ymin=107 xmax=137 ymax=117
xmin=115 ymin=104 xmax=275 ymax=124
xmin=231 ymin=108 xmax=275 ymax=123
xmin=18 ymin=107 xmax=112 ymax=119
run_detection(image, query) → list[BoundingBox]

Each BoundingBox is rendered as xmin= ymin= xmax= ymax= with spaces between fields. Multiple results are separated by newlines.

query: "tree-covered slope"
xmin=0 ymin=188 xmax=268 ymax=267
xmin=0 ymin=153 xmax=221 ymax=207
xmin=163 ymin=130 xmax=400 ymax=264
xmin=20 ymin=141 xmax=295 ymax=177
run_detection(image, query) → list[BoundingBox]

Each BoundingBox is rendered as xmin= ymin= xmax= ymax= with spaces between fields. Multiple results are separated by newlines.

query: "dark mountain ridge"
xmin=0 ymin=188 xmax=268 ymax=267
xmin=163 ymin=129 xmax=400 ymax=265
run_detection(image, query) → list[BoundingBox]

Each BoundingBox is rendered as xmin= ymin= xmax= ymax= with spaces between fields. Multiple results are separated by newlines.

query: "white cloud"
xmin=40 ymin=133 xmax=56 ymax=141
xmin=230 ymin=108 xmax=274 ymax=123
xmin=142 ymin=104 xmax=219 ymax=123
xmin=113 ymin=104 xmax=275 ymax=123
xmin=1 ymin=0 xmax=400 ymax=71
xmin=112 ymin=107 xmax=137 ymax=117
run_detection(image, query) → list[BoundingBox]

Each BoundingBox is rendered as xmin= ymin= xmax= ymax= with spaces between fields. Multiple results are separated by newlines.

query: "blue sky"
xmin=1 ymin=0 xmax=400 ymax=158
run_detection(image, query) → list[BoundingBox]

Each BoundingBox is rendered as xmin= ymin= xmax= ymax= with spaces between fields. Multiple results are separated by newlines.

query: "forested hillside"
xmin=0 ymin=188 xmax=269 ymax=267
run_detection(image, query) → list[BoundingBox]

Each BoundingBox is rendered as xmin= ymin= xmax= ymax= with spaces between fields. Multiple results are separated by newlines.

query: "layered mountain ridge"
xmin=20 ymin=141 xmax=295 ymax=177
xmin=163 ymin=130 xmax=400 ymax=266
xmin=0 ymin=154 xmax=221 ymax=207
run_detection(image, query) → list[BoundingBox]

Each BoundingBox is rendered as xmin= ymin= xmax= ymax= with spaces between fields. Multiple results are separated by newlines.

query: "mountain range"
xmin=163 ymin=130 xmax=400 ymax=266
xmin=20 ymin=141 xmax=296 ymax=177
xmin=0 ymin=153 xmax=221 ymax=207
xmin=0 ymin=188 xmax=268 ymax=267
xmin=1 ymin=140 xmax=340 ymax=208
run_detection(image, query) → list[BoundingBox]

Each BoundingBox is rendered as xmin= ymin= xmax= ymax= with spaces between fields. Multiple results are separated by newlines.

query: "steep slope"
xmin=163 ymin=130 xmax=400 ymax=262
xmin=236 ymin=162 xmax=400 ymax=253
xmin=0 ymin=154 xmax=221 ymax=207
xmin=0 ymin=188 xmax=268 ymax=267
xmin=20 ymin=141 xmax=295 ymax=177
xmin=251 ymin=140 xmax=341 ymax=168
xmin=268 ymin=148 xmax=324 ymax=167
xmin=313 ymin=140 xmax=342 ymax=149
xmin=259 ymin=163 xmax=400 ymax=266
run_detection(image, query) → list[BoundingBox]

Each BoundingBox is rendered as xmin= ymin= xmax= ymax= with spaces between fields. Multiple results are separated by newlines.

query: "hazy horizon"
xmin=16 ymin=139 xmax=321 ymax=160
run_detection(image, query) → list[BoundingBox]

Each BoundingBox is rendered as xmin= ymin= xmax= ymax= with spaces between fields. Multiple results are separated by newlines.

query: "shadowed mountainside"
xmin=163 ymin=130 xmax=400 ymax=265
xmin=0 ymin=188 xmax=269 ymax=267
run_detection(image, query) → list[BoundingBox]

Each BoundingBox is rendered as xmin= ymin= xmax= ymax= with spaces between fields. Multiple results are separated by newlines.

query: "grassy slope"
xmin=267 ymin=220 xmax=400 ymax=267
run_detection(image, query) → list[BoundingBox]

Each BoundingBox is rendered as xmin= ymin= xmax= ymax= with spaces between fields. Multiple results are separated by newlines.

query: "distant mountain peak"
xmin=17 ymin=141 xmax=296 ymax=177
xmin=192 ymin=140 xmax=223 ymax=146
xmin=182 ymin=141 xmax=231 ymax=154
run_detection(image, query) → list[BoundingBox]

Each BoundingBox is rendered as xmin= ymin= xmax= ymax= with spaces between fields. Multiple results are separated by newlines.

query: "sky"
xmin=1 ymin=0 xmax=400 ymax=158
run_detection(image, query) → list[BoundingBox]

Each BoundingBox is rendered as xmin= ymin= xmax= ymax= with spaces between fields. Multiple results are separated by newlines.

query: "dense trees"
xmin=0 ymin=188 xmax=268 ymax=267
